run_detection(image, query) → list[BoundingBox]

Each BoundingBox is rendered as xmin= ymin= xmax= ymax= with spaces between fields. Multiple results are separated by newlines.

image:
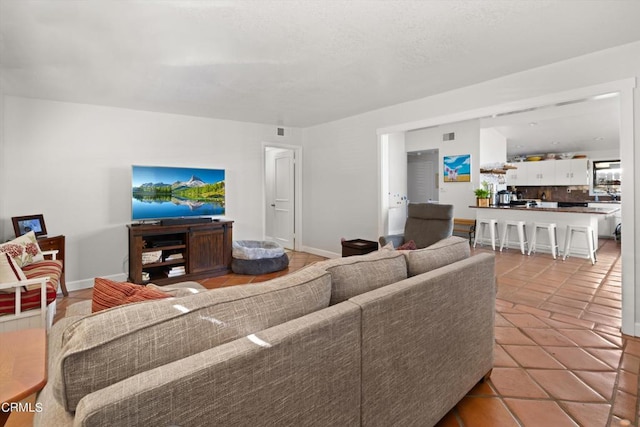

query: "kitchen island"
xmin=470 ymin=204 xmax=620 ymax=257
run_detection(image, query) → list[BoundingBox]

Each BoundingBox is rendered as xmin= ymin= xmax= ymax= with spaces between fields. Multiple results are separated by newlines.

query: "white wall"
xmin=1 ymin=97 xmax=301 ymax=289
xmin=301 ymin=121 xmax=379 ymax=256
xmin=404 ymin=120 xmax=481 ymax=220
xmin=479 ymin=128 xmax=507 ymax=165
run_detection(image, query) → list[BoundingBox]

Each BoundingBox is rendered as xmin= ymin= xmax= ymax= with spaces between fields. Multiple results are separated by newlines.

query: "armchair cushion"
xmin=22 ymin=259 xmax=63 ymax=291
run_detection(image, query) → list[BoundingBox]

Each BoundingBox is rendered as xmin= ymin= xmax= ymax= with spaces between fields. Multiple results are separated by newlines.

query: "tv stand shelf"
xmin=128 ymin=221 xmax=233 ymax=285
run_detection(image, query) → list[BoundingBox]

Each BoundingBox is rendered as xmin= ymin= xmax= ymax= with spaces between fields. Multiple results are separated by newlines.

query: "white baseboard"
xmin=61 ymin=273 xmax=128 ymax=294
xmin=300 ymin=246 xmax=340 ymax=259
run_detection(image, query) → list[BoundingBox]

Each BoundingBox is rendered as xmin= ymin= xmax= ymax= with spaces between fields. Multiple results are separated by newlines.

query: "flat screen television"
xmin=131 ymin=165 xmax=225 ymax=221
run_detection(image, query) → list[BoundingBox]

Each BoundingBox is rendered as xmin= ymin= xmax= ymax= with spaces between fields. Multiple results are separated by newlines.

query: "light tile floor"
xmin=45 ymin=242 xmax=634 ymax=427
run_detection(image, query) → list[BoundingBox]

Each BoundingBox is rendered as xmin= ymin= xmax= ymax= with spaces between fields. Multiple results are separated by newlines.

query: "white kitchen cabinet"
xmin=506 ymin=162 xmax=528 ymax=185
xmin=526 ymin=161 xmax=556 ymax=185
xmin=555 ymin=158 xmax=589 ymax=186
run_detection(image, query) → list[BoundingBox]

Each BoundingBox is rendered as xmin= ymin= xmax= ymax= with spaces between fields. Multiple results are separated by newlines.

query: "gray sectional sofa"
xmin=35 ymin=236 xmax=495 ymax=427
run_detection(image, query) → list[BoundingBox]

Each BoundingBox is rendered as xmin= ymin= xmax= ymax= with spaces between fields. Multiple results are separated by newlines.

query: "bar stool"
xmin=473 ymin=219 xmax=499 ymax=250
xmin=528 ymin=222 xmax=559 ymax=259
xmin=563 ymin=225 xmax=597 ymax=265
xmin=500 ymin=220 xmax=528 ymax=255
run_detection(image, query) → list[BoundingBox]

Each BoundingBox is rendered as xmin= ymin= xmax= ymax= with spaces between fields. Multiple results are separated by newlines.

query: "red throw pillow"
xmin=92 ymin=277 xmax=170 ymax=313
xmin=397 ymin=240 xmax=417 ymax=251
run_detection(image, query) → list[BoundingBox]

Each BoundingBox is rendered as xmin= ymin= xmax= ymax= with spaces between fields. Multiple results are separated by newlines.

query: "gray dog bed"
xmin=231 ymin=240 xmax=289 ymax=275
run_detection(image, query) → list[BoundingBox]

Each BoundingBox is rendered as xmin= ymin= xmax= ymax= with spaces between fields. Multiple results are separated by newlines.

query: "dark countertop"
xmin=469 ymin=205 xmax=620 ymax=215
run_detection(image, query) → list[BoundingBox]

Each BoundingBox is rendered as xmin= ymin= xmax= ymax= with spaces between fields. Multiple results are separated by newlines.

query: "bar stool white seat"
xmin=500 ymin=220 xmax=528 ymax=255
xmin=563 ymin=225 xmax=597 ymax=265
xmin=528 ymin=222 xmax=559 ymax=259
xmin=473 ymin=219 xmax=499 ymax=251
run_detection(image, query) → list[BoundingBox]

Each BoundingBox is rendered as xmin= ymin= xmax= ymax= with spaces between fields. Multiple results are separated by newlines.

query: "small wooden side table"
xmin=37 ymin=234 xmax=68 ymax=296
xmin=341 ymin=239 xmax=378 ymax=257
xmin=0 ymin=328 xmax=47 ymax=426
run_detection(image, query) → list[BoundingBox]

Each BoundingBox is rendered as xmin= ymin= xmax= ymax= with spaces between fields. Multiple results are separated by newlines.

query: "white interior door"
xmin=272 ymin=149 xmax=295 ymax=249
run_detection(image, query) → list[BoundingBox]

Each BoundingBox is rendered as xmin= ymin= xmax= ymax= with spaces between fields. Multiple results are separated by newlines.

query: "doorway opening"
xmin=407 ymin=149 xmax=439 ymax=204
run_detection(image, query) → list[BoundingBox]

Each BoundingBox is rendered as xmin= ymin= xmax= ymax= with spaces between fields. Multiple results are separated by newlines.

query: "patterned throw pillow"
xmin=397 ymin=239 xmax=417 ymax=250
xmin=0 ymin=231 xmax=44 ymax=267
xmin=92 ymin=277 xmax=170 ymax=312
xmin=0 ymin=253 xmax=28 ymax=293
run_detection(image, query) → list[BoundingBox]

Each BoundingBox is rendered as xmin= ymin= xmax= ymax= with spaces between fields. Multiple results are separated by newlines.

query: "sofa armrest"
xmin=378 ymin=234 xmax=404 ymax=249
xmin=66 ymin=302 xmax=362 ymax=427
xmin=349 ymin=253 xmax=495 ymax=426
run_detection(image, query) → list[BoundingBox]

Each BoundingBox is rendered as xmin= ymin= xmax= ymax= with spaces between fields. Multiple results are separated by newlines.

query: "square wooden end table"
xmin=0 ymin=328 xmax=47 ymax=426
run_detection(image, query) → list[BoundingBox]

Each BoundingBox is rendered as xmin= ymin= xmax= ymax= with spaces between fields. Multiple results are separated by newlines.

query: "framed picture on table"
xmin=12 ymin=214 xmax=48 ymax=238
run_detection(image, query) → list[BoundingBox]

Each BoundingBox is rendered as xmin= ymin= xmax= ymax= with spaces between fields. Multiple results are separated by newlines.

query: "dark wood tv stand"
xmin=127 ymin=221 xmax=233 ymax=285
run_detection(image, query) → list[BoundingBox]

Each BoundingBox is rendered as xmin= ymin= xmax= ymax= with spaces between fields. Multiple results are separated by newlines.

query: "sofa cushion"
xmin=0 ymin=231 xmax=44 ymax=267
xmin=315 ymin=250 xmax=407 ymax=305
xmin=52 ymin=265 xmax=332 ymax=411
xmin=403 ymin=236 xmax=470 ymax=277
xmin=91 ymin=278 xmax=171 ymax=312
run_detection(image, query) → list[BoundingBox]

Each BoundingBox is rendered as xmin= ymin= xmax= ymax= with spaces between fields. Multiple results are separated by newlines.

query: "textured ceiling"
xmin=2 ymin=1 xmax=640 ymax=127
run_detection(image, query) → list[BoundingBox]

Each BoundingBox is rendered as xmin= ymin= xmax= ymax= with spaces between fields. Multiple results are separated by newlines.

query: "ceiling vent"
xmin=442 ymin=132 xmax=455 ymax=141
xmin=277 ymin=127 xmax=285 ymax=136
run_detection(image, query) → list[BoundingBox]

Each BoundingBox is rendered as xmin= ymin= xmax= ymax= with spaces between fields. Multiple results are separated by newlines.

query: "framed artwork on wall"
xmin=443 ymin=154 xmax=471 ymax=182
xmin=12 ymin=214 xmax=48 ymax=238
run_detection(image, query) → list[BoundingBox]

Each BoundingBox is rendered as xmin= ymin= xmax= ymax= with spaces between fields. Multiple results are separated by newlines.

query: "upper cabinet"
xmin=526 ymin=161 xmax=556 ymax=186
xmin=555 ymin=158 xmax=589 ymax=186
xmin=506 ymin=158 xmax=589 ymax=186
xmin=506 ymin=162 xmax=528 ymax=185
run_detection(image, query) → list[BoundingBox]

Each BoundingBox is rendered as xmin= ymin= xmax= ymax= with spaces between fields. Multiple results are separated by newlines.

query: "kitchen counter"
xmin=470 ymin=205 xmax=619 ymax=257
xmin=470 ymin=205 xmax=620 ymax=215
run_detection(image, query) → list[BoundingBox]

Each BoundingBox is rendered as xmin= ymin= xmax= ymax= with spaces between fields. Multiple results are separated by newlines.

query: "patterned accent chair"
xmin=0 ymin=251 xmax=62 ymax=332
